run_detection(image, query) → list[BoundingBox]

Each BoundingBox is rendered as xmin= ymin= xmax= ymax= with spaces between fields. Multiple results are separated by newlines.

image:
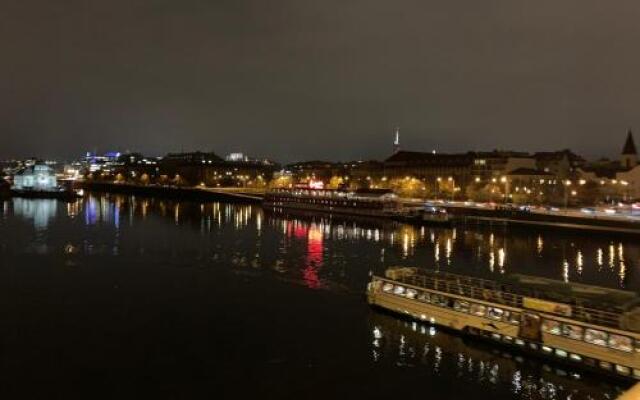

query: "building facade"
xmin=12 ymin=164 xmax=58 ymax=191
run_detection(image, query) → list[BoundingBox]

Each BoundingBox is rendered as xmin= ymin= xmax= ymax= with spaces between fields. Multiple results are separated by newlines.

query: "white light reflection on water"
xmin=562 ymin=260 xmax=569 ymax=283
xmin=576 ymin=250 xmax=583 ymax=275
xmin=13 ymin=198 xmax=57 ymax=230
xmin=7 ymin=195 xmax=640 ymax=293
xmin=370 ymin=318 xmax=625 ymax=400
xmin=537 ymin=235 xmax=544 ymax=255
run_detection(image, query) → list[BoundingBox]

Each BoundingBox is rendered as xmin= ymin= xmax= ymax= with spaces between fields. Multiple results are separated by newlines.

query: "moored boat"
xmin=367 ymin=267 xmax=640 ymax=380
xmin=264 ymin=187 xmax=403 ymax=218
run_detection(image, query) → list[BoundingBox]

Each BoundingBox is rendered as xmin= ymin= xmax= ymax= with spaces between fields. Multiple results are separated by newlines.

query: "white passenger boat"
xmin=367 ymin=267 xmax=640 ymax=379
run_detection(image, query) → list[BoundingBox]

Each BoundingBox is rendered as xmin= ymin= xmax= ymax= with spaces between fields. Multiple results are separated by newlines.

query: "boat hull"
xmin=367 ymin=277 xmax=640 ymax=381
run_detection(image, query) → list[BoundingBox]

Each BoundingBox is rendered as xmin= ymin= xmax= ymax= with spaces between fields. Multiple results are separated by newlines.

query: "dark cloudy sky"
xmin=2 ymin=0 xmax=640 ymax=162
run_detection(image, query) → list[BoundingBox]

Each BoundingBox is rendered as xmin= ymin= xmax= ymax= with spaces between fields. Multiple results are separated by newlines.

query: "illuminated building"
xmin=534 ymin=150 xmax=585 ymax=179
xmin=12 ymin=163 xmax=58 ymax=191
xmin=225 ymin=152 xmax=249 ymax=162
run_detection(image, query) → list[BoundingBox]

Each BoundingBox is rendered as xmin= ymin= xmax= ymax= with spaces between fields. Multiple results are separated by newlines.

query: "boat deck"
xmin=384 ymin=268 xmax=640 ymax=331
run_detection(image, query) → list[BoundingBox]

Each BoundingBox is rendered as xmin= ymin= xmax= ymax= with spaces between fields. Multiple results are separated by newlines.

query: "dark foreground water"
xmin=0 ymin=194 xmax=637 ymax=399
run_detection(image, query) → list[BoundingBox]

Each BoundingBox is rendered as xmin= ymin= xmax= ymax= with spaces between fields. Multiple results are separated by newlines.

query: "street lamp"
xmin=563 ymin=180 xmax=572 ymax=210
xmin=500 ymin=176 xmax=508 ymax=203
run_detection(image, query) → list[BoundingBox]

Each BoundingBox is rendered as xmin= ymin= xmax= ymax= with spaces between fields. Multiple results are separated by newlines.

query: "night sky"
xmin=2 ymin=0 xmax=640 ymax=162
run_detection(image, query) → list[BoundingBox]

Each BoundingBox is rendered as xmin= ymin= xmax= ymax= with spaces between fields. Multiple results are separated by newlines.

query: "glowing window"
xmin=585 ymin=329 xmax=608 ymax=346
xmin=393 ymin=286 xmax=405 ymax=296
xmin=487 ymin=307 xmax=504 ymax=321
xmin=609 ymin=334 xmax=633 ymax=352
xmin=405 ymin=289 xmax=418 ymax=299
xmin=470 ymin=304 xmax=486 ymax=317
xmin=562 ymin=324 xmax=584 ymax=340
xmin=542 ymin=320 xmax=561 ymax=335
xmin=454 ymin=300 xmax=470 ymax=313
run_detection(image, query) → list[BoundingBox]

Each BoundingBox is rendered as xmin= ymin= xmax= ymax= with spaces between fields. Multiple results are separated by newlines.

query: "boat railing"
xmin=391 ymin=272 xmax=624 ymax=330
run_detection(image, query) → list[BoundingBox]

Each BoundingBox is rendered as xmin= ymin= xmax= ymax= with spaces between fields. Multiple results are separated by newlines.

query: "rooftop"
xmin=507 ymin=167 xmax=553 ymax=176
xmin=385 ymin=151 xmax=473 ymax=166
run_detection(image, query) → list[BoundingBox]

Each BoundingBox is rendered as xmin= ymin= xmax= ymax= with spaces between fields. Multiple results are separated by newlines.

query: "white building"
xmin=12 ymin=164 xmax=58 ymax=191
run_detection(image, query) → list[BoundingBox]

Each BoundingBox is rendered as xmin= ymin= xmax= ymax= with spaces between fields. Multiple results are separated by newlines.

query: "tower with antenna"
xmin=393 ymin=126 xmax=400 ymax=154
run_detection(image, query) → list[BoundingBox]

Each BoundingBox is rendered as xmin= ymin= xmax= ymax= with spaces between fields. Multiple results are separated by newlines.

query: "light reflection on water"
xmin=0 ymin=194 xmax=637 ymax=398
xmin=1 ymin=194 xmax=637 ymax=291
xmin=369 ymin=312 xmax=625 ymax=399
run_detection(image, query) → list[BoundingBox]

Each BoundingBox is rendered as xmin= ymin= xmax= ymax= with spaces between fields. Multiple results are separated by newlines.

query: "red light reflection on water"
xmin=303 ymin=225 xmax=323 ymax=289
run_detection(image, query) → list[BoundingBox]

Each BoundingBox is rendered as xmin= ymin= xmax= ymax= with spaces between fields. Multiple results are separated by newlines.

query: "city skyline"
xmin=3 ymin=1 xmax=640 ymax=162
xmin=1 ymin=128 xmax=634 ymax=165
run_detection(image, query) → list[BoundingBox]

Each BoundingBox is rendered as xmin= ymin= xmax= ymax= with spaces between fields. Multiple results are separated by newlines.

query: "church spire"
xmin=621 ymin=129 xmax=638 ymax=169
xmin=622 ymin=129 xmax=637 ymax=155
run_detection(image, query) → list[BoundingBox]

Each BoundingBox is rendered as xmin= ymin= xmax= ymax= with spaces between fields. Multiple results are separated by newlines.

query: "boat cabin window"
xmin=584 ymin=329 xmax=608 ymax=346
xmin=382 ymin=283 xmax=394 ymax=293
xmin=470 ymin=304 xmax=486 ymax=317
xmin=504 ymin=311 xmax=520 ymax=325
xmin=417 ymin=292 xmax=430 ymax=303
xmin=405 ymin=289 xmax=418 ymax=299
xmin=431 ymin=294 xmax=449 ymax=307
xmin=562 ymin=324 xmax=583 ymax=340
xmin=541 ymin=320 xmax=561 ymax=335
xmin=609 ymin=334 xmax=633 ymax=352
xmin=454 ymin=300 xmax=470 ymax=313
xmin=393 ymin=286 xmax=405 ymax=296
xmin=487 ymin=307 xmax=504 ymax=321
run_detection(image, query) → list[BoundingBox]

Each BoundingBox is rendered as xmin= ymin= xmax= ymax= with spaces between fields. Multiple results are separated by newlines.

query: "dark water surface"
xmin=0 ymin=194 xmax=637 ymax=399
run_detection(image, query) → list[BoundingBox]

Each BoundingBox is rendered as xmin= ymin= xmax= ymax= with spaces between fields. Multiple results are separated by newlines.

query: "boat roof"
xmin=385 ymin=267 xmax=640 ymax=311
xmin=505 ymin=274 xmax=639 ymax=310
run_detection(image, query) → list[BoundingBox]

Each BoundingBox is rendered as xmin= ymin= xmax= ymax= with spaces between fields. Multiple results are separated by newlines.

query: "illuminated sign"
xmin=523 ymin=297 xmax=572 ymax=317
xmin=309 ymin=180 xmax=324 ymax=189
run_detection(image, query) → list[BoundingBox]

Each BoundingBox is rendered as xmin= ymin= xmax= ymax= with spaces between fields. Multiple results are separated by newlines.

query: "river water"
xmin=0 ymin=194 xmax=637 ymax=398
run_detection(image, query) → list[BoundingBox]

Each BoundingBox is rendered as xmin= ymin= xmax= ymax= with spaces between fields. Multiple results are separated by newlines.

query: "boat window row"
xmin=267 ymin=196 xmax=386 ymax=209
xmin=541 ymin=319 xmax=635 ymax=352
xmin=382 ymin=282 xmax=520 ymax=325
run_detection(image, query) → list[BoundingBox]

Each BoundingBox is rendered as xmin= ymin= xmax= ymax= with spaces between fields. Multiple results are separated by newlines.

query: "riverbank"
xmin=443 ymin=205 xmax=640 ymax=235
xmin=77 ymin=181 xmax=640 ymax=235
